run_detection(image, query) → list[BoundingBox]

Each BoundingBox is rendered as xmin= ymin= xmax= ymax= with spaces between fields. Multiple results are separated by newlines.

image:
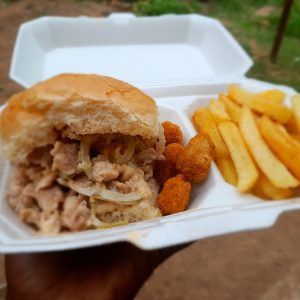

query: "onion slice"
xmin=57 ymin=177 xmax=142 ymax=204
xmin=114 ymin=136 xmax=135 ymax=164
xmin=78 ymin=135 xmax=94 ymax=178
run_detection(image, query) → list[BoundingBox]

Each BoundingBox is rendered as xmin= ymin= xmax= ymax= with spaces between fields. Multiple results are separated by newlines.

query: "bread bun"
xmin=0 ymin=74 xmax=161 ymax=164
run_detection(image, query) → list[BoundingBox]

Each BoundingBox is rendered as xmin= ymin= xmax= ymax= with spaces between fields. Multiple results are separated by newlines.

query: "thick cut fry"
xmin=253 ymin=173 xmax=293 ymax=200
xmin=290 ymin=133 xmax=300 ymax=144
xmin=218 ymin=122 xmax=258 ymax=192
xmin=258 ymin=89 xmax=285 ymax=103
xmin=252 ymin=180 xmax=268 ymax=199
xmin=228 ymin=85 xmax=292 ymax=124
xmin=291 ymin=94 xmax=300 ymax=132
xmin=239 ymin=107 xmax=298 ymax=188
xmin=219 ymin=94 xmax=242 ymax=124
xmin=209 ymin=99 xmax=230 ymax=123
xmin=285 ymin=115 xmax=299 ymax=134
xmin=193 ymin=109 xmax=237 ymax=185
xmin=257 ymin=116 xmax=300 ymax=181
xmin=214 ymin=156 xmax=238 ymax=186
xmin=276 ymin=123 xmax=300 ymax=148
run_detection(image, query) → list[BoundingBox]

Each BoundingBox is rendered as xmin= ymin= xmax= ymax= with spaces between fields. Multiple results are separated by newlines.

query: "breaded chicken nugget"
xmin=164 ymin=143 xmax=184 ymax=165
xmin=176 ymin=133 xmax=215 ymax=182
xmin=157 ymin=174 xmax=191 ymax=215
xmin=162 ymin=121 xmax=183 ymax=145
xmin=154 ymin=143 xmax=184 ymax=186
xmin=154 ymin=160 xmax=176 ymax=186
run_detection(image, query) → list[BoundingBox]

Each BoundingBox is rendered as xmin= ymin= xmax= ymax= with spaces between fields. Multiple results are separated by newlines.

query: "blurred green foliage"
xmin=133 ymin=0 xmax=200 ymax=16
xmin=203 ymin=0 xmax=300 ymax=90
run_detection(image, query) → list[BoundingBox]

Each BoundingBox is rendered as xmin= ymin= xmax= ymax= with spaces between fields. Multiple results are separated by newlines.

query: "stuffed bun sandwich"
xmin=0 ymin=74 xmax=165 ymax=235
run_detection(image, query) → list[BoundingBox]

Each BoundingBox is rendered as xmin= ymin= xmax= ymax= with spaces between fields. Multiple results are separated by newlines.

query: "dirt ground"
xmin=1 ymin=1 xmax=300 ymax=300
xmin=0 ymin=0 xmax=129 ymax=103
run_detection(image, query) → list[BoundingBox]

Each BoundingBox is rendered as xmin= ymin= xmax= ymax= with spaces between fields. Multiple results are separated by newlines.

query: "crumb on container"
xmin=157 ymin=174 xmax=191 ymax=215
xmin=162 ymin=121 xmax=183 ymax=145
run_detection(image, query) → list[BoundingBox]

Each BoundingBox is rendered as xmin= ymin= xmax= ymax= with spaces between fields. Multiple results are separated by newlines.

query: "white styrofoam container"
xmin=0 ymin=78 xmax=299 ymax=253
xmin=10 ymin=13 xmax=252 ymax=89
xmin=2 ymin=14 xmax=299 ymax=253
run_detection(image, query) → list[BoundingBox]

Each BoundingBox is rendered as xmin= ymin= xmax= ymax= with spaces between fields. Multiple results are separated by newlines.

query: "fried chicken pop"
xmin=164 ymin=143 xmax=184 ymax=165
xmin=156 ymin=127 xmax=214 ymax=215
xmin=157 ymin=174 xmax=191 ymax=215
xmin=162 ymin=121 xmax=183 ymax=145
xmin=154 ymin=143 xmax=184 ymax=186
xmin=176 ymin=133 xmax=215 ymax=183
xmin=154 ymin=160 xmax=176 ymax=187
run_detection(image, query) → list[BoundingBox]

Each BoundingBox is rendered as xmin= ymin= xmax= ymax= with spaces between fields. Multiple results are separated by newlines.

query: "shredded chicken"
xmin=135 ymin=148 xmax=164 ymax=181
xmin=50 ymin=141 xmax=80 ymax=176
xmin=23 ymin=184 xmax=64 ymax=215
xmin=61 ymin=195 xmax=92 ymax=231
xmin=7 ymin=167 xmax=34 ymax=213
xmin=93 ymin=198 xmax=161 ymax=224
xmin=108 ymin=181 xmax=132 ymax=194
xmin=7 ymin=136 xmax=163 ymax=234
xmin=8 ymin=195 xmax=35 ymax=214
xmin=40 ymin=211 xmax=61 ymax=235
xmin=125 ymin=172 xmax=152 ymax=200
xmin=147 ymin=178 xmax=160 ymax=206
xmin=92 ymin=155 xmax=120 ymax=182
xmin=99 ymin=163 xmax=152 ymax=199
xmin=141 ymin=162 xmax=154 ymax=181
xmin=93 ymin=201 xmax=117 ymax=216
xmin=35 ymin=168 xmax=57 ymax=190
xmin=24 ymin=166 xmax=44 ymax=182
xmin=27 ymin=146 xmax=53 ymax=167
xmin=135 ymin=148 xmax=164 ymax=163
xmin=20 ymin=207 xmax=41 ymax=228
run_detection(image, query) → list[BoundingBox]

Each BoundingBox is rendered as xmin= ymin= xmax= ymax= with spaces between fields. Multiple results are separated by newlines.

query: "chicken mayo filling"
xmin=7 ymin=134 xmax=164 ymax=235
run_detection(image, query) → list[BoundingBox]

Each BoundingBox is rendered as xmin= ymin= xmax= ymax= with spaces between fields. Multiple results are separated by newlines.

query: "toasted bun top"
xmin=0 ymin=74 xmax=161 ymax=164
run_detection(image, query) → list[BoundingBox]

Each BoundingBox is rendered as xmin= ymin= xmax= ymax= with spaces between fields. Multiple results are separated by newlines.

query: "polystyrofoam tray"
xmin=3 ymin=14 xmax=299 ymax=253
xmin=0 ymin=78 xmax=300 ymax=253
xmin=10 ymin=13 xmax=252 ymax=89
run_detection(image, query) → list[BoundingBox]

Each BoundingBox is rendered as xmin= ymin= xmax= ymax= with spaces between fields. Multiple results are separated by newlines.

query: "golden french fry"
xmin=253 ymin=173 xmax=293 ymax=200
xmin=219 ymin=94 xmax=241 ymax=124
xmin=214 ymin=156 xmax=238 ymax=186
xmin=276 ymin=123 xmax=300 ymax=148
xmin=291 ymin=94 xmax=300 ymax=132
xmin=258 ymin=89 xmax=285 ymax=104
xmin=218 ymin=122 xmax=258 ymax=192
xmin=193 ymin=109 xmax=237 ymax=185
xmin=209 ymin=99 xmax=230 ymax=123
xmin=239 ymin=107 xmax=298 ymax=188
xmin=252 ymin=180 xmax=268 ymax=199
xmin=290 ymin=133 xmax=300 ymax=144
xmin=228 ymin=85 xmax=292 ymax=124
xmin=285 ymin=115 xmax=299 ymax=134
xmin=257 ymin=116 xmax=300 ymax=181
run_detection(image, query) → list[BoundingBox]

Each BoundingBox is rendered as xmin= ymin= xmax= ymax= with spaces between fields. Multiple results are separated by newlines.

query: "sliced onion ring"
xmin=57 ymin=177 xmax=142 ymax=205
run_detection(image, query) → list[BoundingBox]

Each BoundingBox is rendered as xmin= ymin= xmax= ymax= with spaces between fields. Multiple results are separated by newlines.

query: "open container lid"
xmin=8 ymin=14 xmax=299 ymax=253
xmin=10 ymin=13 xmax=253 ymax=89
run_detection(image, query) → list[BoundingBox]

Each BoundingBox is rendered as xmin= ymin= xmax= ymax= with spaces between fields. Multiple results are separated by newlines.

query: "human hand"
xmin=5 ymin=242 xmax=186 ymax=300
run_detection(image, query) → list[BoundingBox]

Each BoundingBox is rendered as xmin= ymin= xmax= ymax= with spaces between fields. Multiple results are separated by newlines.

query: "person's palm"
xmin=5 ymin=242 xmax=182 ymax=300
